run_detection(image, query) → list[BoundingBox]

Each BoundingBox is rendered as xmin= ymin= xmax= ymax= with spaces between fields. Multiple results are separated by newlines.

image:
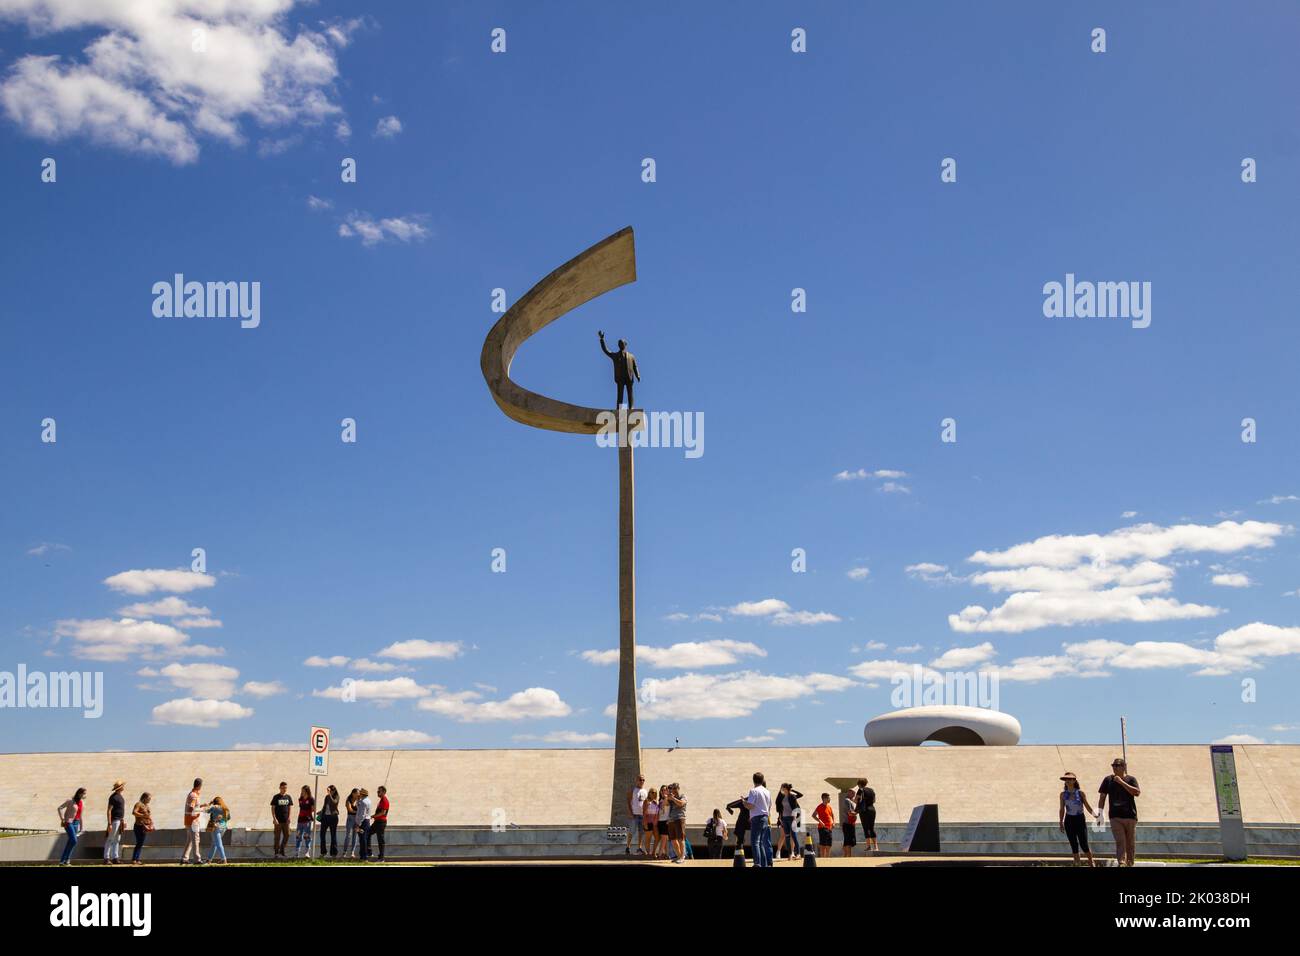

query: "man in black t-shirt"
xmin=104 ymin=780 xmax=126 ymax=864
xmin=1097 ymin=758 xmax=1141 ymax=867
xmin=270 ymin=781 xmax=294 ymax=858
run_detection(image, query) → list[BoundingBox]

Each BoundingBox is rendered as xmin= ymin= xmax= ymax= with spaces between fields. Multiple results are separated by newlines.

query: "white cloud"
xmin=55 ymin=617 xmax=222 ymax=661
xmin=627 ymin=670 xmax=854 ymax=721
xmin=377 ymin=639 xmax=462 ymax=661
xmin=1214 ymin=734 xmax=1264 ymax=745
xmin=846 ymin=566 xmax=870 ymax=581
xmin=103 ymin=568 xmax=215 ymax=595
xmin=949 ymin=585 xmax=1221 ymax=634
xmin=880 ymin=481 xmax=911 ymax=495
xmin=151 ymin=697 xmax=252 ymax=727
xmin=979 ymin=623 xmax=1300 ymax=682
xmin=350 ymin=658 xmax=404 ymax=673
xmin=929 ymin=642 xmax=996 ymax=669
xmin=312 ymin=677 xmax=431 ymax=701
xmin=943 ymin=521 xmax=1289 ymax=635
xmin=736 ymin=735 xmax=775 ymax=744
xmin=418 ymin=687 xmax=571 ymax=723
xmin=341 ymin=729 xmax=439 ymax=748
xmin=905 ymin=563 xmax=958 ymax=584
xmin=725 ymin=598 xmax=840 ymax=626
xmin=373 ymin=114 xmax=401 ymax=137
xmin=338 ymin=212 xmax=429 ymax=246
xmin=304 ymin=655 xmax=349 ymax=668
xmin=849 ymin=659 xmax=940 ymax=681
xmin=27 ymin=542 xmax=70 ymax=556
xmin=968 ymin=520 xmax=1286 ymax=569
xmin=306 ymin=194 xmax=332 ymax=211
xmin=1121 ymin=511 xmax=1138 ymax=518
xmin=334 ymin=118 xmax=351 ymax=140
xmin=241 ymin=680 xmax=286 ymax=698
xmin=116 ymin=595 xmax=214 ymax=617
xmin=1258 ymin=495 xmax=1299 ymax=505
xmin=834 ymin=468 xmax=907 ymax=481
xmin=581 ymin=640 xmax=765 ymax=670
xmin=150 ymin=661 xmax=239 ymax=698
xmin=0 ymin=1 xmax=349 ymax=164
xmin=1211 ymin=573 xmax=1252 ymax=588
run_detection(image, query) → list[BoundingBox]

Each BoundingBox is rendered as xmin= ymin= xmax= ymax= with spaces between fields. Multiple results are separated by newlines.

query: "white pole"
xmin=1120 ymin=716 xmax=1128 ymax=764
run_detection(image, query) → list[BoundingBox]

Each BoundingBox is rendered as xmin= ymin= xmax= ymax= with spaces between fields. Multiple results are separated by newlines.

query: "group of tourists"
xmin=623 ymin=755 xmax=1142 ymax=866
xmin=625 ymin=777 xmax=690 ymax=861
xmin=54 ymin=777 xmax=394 ymax=865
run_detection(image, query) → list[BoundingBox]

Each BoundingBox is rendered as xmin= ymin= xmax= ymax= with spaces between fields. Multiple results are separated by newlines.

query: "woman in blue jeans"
xmin=207 ymin=796 xmax=231 ymax=863
xmin=56 ymin=787 xmax=87 ymax=866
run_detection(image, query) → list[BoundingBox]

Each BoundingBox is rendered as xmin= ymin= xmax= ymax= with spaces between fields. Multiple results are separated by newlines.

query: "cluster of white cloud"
xmin=946 ymin=521 xmax=1287 ymax=634
xmin=417 ymin=686 xmax=571 ymax=723
xmin=581 ymin=639 xmax=765 ymax=670
xmin=867 ymin=622 xmax=1300 ymax=684
xmin=834 ymin=467 xmax=910 ymax=494
xmin=55 ymin=568 xmax=225 ymax=660
xmin=337 ymin=212 xmax=429 ymax=245
xmin=0 ymin=0 xmax=360 ymax=164
xmin=621 ymin=671 xmax=855 ymax=721
xmin=726 ymin=598 xmax=840 ymax=627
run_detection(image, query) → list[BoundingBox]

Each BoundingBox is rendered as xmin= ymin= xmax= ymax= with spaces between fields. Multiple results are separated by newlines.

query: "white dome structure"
xmin=864 ymin=705 xmax=1021 ymax=746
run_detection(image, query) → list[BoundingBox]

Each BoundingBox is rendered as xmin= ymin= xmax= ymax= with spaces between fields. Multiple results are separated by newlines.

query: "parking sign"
xmin=309 ymin=726 xmax=330 ymax=776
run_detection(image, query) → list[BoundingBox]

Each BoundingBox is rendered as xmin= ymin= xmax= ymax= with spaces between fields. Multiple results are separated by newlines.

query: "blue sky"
xmin=1 ymin=1 xmax=1297 ymax=753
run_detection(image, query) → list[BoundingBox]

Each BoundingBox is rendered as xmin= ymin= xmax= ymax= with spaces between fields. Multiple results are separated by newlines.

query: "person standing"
xmin=341 ymin=788 xmax=359 ymax=859
xmin=744 ymin=772 xmax=773 ymax=868
xmin=355 ymin=788 xmax=373 ymax=861
xmin=666 ymin=783 xmax=688 ymax=863
xmin=812 ymin=793 xmax=835 ymax=858
xmin=1098 ymin=758 xmax=1141 ymax=867
xmin=182 ymin=778 xmax=207 ymax=865
xmin=1058 ymin=772 xmax=1096 ymax=867
xmin=320 ymin=785 xmax=340 ymax=858
xmin=838 ymin=788 xmax=858 ymax=858
xmin=372 ymin=786 xmax=390 ymax=862
xmin=103 ymin=780 xmax=126 ymax=864
xmin=207 ymin=796 xmax=231 ymax=863
xmin=705 ymin=809 xmax=727 ymax=858
xmin=294 ymin=785 xmax=315 ymax=858
xmin=131 ymin=792 xmax=153 ymax=864
xmin=626 ymin=774 xmax=648 ymax=856
xmin=775 ymin=783 xmax=804 ymax=862
xmin=269 ymin=782 xmax=293 ymax=858
xmin=725 ymin=794 xmax=751 ymax=859
xmin=856 ymin=778 xmax=878 ymax=853
xmin=640 ymin=787 xmax=660 ymax=859
xmin=56 ymin=787 xmax=86 ymax=866
xmin=654 ymin=785 xmax=671 ymax=858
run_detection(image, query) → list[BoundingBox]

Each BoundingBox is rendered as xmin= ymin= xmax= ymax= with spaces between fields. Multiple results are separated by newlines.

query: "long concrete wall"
xmin=2 ymin=745 xmax=1296 ymax=831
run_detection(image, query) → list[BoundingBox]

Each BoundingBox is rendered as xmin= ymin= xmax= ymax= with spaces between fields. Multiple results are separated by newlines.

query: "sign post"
xmin=1210 ymin=744 xmax=1247 ymax=861
xmin=309 ymin=726 xmax=330 ymax=859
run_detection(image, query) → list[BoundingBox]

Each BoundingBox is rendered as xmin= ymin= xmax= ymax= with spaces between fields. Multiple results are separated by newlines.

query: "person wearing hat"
xmin=1057 ymin=772 xmax=1096 ymax=867
xmin=1097 ymin=758 xmax=1141 ymax=867
xmin=104 ymin=780 xmax=127 ymax=864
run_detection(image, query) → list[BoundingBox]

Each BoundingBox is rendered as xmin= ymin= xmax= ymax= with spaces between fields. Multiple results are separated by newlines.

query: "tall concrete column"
xmin=478 ymin=226 xmax=642 ymax=830
xmin=610 ymin=440 xmax=642 ymax=824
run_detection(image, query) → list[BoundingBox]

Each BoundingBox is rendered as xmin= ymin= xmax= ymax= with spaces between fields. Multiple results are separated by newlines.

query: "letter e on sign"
xmin=309 ymin=726 xmax=331 ymax=776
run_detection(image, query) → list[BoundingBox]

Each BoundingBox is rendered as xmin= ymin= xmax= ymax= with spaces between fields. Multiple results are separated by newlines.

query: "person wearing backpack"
xmin=206 ymin=796 xmax=231 ymax=863
xmin=855 ymin=778 xmax=878 ymax=853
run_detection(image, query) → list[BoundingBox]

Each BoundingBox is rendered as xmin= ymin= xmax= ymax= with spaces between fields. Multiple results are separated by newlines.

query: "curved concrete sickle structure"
xmin=480 ymin=226 xmax=637 ymax=434
xmin=865 ymin=706 xmax=1022 ymax=747
xmin=479 ymin=227 xmax=642 ymax=826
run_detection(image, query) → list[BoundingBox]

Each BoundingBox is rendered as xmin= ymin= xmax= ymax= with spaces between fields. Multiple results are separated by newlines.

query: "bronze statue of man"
xmin=598 ymin=330 xmax=640 ymax=409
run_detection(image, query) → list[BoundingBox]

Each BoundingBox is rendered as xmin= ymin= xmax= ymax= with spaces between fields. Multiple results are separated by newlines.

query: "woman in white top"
xmin=1058 ymin=772 xmax=1097 ymax=867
